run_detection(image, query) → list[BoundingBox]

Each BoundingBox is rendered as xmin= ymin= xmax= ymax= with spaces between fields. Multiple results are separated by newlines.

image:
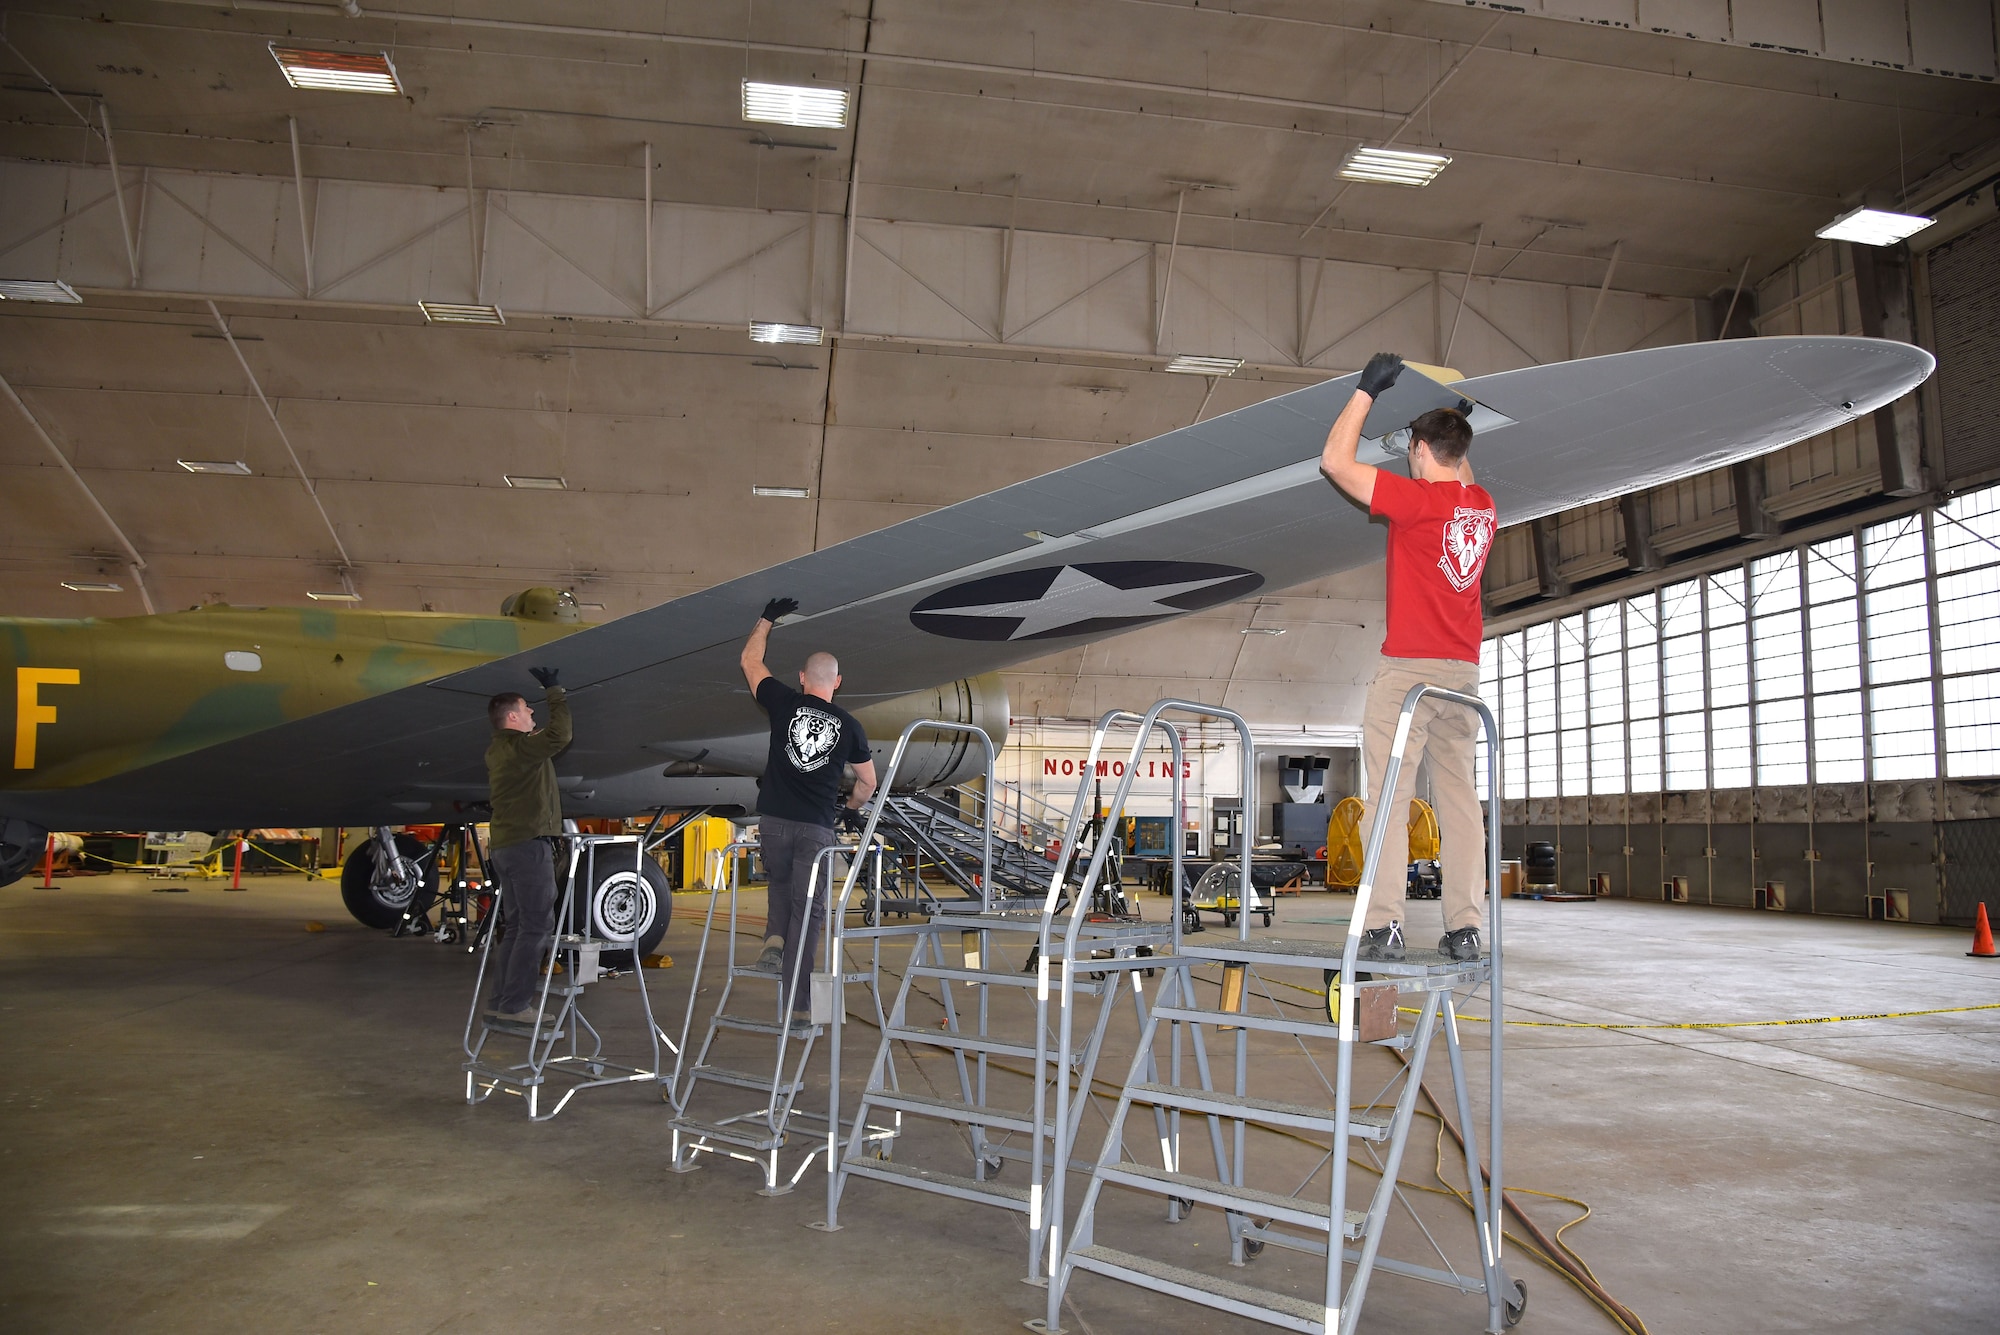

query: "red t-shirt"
xmin=1370 ymin=470 xmax=1496 ymax=663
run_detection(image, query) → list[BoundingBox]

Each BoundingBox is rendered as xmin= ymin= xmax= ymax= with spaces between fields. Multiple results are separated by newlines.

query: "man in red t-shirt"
xmin=1320 ymin=352 xmax=1497 ymax=963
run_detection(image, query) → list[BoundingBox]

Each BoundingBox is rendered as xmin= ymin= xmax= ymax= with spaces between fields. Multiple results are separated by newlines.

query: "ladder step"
xmin=1094 ymin=1163 xmax=1368 ymax=1237
xmin=669 ymin=1116 xmax=783 ymax=1152
xmin=688 ymin=1064 xmax=805 ymax=1096
xmin=1151 ymin=1004 xmax=1342 ymax=1039
xmin=881 ymin=1027 xmax=1037 ymax=1059
xmin=908 ymin=964 xmax=1039 ymax=988
xmin=842 ymin=1159 xmax=1031 ymax=1210
xmin=862 ymin=1088 xmax=1043 ymax=1135
xmin=482 ymin=1017 xmax=566 ymax=1038
xmin=1176 ymin=937 xmax=1483 ymax=977
xmin=1065 ymin=1244 xmax=1324 ymax=1334
xmin=711 ymin=1013 xmax=823 ymax=1038
xmin=1128 ymin=1083 xmax=1390 ymax=1141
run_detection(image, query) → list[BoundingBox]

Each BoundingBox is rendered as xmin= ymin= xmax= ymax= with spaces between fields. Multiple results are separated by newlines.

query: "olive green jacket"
xmin=485 ymin=687 xmax=571 ymax=849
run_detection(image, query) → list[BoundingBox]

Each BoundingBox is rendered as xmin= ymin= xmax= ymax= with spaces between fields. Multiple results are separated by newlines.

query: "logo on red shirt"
xmin=1437 ymin=506 xmax=1496 ymax=593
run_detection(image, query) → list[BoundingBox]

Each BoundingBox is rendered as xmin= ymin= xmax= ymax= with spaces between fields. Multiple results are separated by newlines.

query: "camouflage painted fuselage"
xmin=4 ymin=600 xmax=582 ymax=796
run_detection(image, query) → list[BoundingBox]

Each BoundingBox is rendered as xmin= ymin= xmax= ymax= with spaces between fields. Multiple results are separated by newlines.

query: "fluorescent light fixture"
xmin=742 ymin=80 xmax=849 ymax=129
xmin=306 ymin=590 xmax=363 ymax=602
xmin=420 ymin=301 xmax=505 ymax=325
xmin=1339 ymin=145 xmax=1453 ymax=188
xmin=749 ymin=321 xmax=824 ymax=345
xmin=0 ymin=279 xmax=81 ymax=303
xmin=270 ymin=44 xmax=402 ymax=95
xmin=61 ymin=580 xmax=122 ymax=593
xmin=1165 ymin=355 xmax=1244 ymax=375
xmin=751 ymin=485 xmax=812 ymax=499
xmin=503 ymin=474 xmax=568 ymax=490
xmin=1240 ymin=626 xmax=1287 ymax=636
xmin=1815 ymin=206 xmax=1935 ymax=247
xmin=177 ymin=459 xmax=253 ymax=475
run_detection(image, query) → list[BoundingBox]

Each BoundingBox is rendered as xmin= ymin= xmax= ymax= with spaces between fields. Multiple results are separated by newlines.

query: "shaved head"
xmin=802 ymin=651 xmax=841 ymax=690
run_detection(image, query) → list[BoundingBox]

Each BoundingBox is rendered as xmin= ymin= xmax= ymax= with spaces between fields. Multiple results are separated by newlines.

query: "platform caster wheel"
xmin=1223 ymin=911 xmax=1237 ymax=927
xmin=1504 ymin=1279 xmax=1527 ymax=1327
xmin=981 ymin=1156 xmax=1004 ymax=1179
xmin=1241 ymin=1237 xmax=1264 ymax=1260
xmin=1170 ymin=1196 xmax=1195 ymax=1216
xmin=1260 ymin=912 xmax=1273 ymax=927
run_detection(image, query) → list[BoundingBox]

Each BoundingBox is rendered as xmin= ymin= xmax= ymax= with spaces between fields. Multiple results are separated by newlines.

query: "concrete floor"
xmin=1 ymin=872 xmax=1994 ymax=1335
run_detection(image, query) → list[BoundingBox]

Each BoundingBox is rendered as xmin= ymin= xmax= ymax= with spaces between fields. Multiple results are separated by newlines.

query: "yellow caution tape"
xmin=1402 ymin=1002 xmax=2000 ymax=1030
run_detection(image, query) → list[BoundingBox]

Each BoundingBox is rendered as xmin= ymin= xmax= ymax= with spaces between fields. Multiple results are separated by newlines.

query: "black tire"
xmin=0 ymin=819 xmax=49 ymax=888
xmin=574 ymin=855 xmax=671 ymax=962
xmin=1505 ymin=1279 xmax=1528 ymax=1327
xmin=341 ymin=834 xmax=437 ymax=930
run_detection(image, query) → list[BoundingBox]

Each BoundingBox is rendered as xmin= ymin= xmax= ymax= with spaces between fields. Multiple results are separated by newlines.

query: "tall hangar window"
xmin=1481 ymin=482 xmax=2000 ymax=798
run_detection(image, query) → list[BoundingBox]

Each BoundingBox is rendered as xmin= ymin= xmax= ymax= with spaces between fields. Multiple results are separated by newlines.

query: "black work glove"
xmin=837 ymin=806 xmax=867 ymax=834
xmin=760 ymin=597 xmax=799 ymax=624
xmin=1356 ymin=352 xmax=1404 ymax=398
xmin=528 ymin=666 xmax=560 ymax=689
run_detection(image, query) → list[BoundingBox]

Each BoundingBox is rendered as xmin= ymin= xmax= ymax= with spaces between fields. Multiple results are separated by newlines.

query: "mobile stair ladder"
xmin=1038 ymin=685 xmax=1525 ymax=1334
xmin=824 ymin=712 xmax=1217 ymax=1282
xmin=462 ymin=831 xmax=676 ymax=1121
xmin=665 ymin=832 xmax=899 ymax=1193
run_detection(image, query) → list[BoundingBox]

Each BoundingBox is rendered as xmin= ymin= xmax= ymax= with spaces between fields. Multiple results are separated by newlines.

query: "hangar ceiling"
xmin=2 ymin=0 xmax=1997 ymax=721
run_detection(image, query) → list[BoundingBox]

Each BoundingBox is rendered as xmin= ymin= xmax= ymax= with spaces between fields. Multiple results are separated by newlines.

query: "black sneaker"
xmin=1439 ymin=927 xmax=1482 ymax=962
xmin=1356 ymin=923 xmax=1405 ymax=962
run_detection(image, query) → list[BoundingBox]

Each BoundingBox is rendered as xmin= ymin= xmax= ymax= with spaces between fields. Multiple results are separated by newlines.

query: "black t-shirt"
xmin=754 ymin=677 xmax=873 ymax=827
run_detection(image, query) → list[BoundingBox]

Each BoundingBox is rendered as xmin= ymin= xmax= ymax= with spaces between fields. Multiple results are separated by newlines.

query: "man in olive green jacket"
xmin=484 ymin=667 xmax=570 ymax=1022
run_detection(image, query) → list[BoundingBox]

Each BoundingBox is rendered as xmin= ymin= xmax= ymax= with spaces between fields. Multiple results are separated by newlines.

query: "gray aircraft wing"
xmin=15 ymin=336 xmax=1932 ymax=827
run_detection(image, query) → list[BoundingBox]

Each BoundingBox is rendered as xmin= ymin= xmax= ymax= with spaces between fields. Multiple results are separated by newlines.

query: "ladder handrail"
xmin=1329 ymin=680 xmax=1505 ymax=1330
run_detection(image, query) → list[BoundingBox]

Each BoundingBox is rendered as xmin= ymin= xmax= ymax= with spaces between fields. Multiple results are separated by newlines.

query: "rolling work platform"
xmin=665 ymin=836 xmax=898 ymax=1194
xmin=1038 ymin=685 xmax=1524 ymax=1335
xmin=870 ymin=779 xmax=1073 ymax=912
xmin=823 ymin=712 xmax=1236 ymax=1283
xmin=462 ymin=831 xmax=675 ymax=1121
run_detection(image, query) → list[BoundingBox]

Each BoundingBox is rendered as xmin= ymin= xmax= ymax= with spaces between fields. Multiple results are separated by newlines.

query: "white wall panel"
xmin=1910 ymin=0 xmax=2000 ymax=78
xmin=0 ymin=158 xmax=1697 ymax=380
xmin=1425 ymin=0 xmax=1996 ymax=78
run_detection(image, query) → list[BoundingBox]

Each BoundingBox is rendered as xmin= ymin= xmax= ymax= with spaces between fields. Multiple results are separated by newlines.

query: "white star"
xmin=935 ymin=565 xmax=1242 ymax=640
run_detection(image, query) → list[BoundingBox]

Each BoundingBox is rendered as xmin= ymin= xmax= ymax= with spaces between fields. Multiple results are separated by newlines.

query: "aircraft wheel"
xmin=577 ymin=856 xmax=671 ymax=962
xmin=341 ymin=833 xmax=435 ymax=930
xmin=0 ymin=820 xmax=50 ymax=889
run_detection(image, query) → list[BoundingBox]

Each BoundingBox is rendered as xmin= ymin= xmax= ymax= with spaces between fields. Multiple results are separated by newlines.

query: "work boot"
xmin=1439 ymin=927 xmax=1482 ymax=962
xmin=751 ymin=944 xmax=784 ymax=973
xmin=486 ymin=1006 xmax=544 ymax=1026
xmin=1355 ymin=922 xmax=1404 ymax=962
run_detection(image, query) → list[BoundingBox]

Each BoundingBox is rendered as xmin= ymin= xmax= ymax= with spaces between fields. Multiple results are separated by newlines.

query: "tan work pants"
xmin=1358 ymin=656 xmax=1486 ymax=933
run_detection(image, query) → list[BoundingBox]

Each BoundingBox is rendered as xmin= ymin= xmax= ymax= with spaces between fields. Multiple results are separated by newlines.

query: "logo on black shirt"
xmin=786 ymin=706 xmax=843 ymax=772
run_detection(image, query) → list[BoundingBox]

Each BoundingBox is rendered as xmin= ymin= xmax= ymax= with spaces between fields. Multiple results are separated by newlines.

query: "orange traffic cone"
xmin=1969 ymin=903 xmax=1998 ymax=959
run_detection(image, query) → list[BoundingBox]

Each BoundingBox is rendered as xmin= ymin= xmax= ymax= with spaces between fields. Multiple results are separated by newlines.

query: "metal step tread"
xmin=842 ymin=1158 xmax=1031 ymax=1207
xmin=480 ymin=1017 xmax=567 ymax=1038
xmin=688 ymin=1063 xmax=805 ymax=1096
xmin=1128 ymin=1083 xmax=1389 ymax=1140
xmin=881 ymin=1026 xmax=1036 ymax=1059
xmin=862 ymin=1088 xmax=1043 ymax=1135
xmin=1094 ymin=1162 xmax=1369 ymax=1237
xmin=908 ymin=963 xmax=1039 ymax=988
xmin=668 ymin=1115 xmax=782 ymax=1151
xmin=1066 ymin=1245 xmax=1324 ymax=1331
xmin=1175 ymin=936 xmax=1486 ymax=977
xmin=1150 ymin=1004 xmax=1343 ymax=1039
xmin=712 ymin=1013 xmax=824 ymax=1037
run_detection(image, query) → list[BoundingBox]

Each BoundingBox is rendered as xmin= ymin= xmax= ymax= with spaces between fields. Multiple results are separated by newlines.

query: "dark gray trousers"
xmin=760 ymin=815 xmax=837 ymax=1015
xmin=489 ymin=838 xmax=559 ymax=1012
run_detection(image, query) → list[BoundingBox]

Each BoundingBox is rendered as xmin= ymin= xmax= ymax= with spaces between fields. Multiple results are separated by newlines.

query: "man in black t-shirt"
xmin=740 ymin=598 xmax=877 ymax=1026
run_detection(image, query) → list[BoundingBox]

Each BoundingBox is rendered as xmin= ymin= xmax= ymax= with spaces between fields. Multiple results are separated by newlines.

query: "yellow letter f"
xmin=15 ymin=668 xmax=81 ymax=769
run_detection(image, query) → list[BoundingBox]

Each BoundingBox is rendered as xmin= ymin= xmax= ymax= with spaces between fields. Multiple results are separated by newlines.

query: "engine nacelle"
xmin=848 ymin=674 xmax=1011 ymax=792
